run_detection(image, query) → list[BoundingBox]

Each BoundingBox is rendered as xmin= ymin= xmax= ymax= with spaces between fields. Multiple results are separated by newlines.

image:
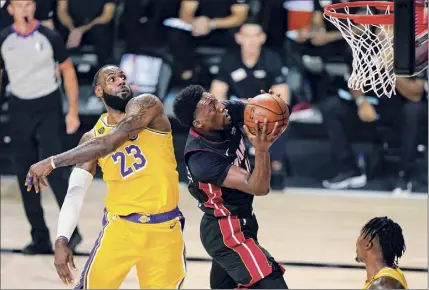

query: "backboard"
xmin=394 ymin=0 xmax=428 ymax=76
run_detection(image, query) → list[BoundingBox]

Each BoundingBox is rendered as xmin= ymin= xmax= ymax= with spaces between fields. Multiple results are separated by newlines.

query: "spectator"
xmin=0 ymin=0 xmax=82 ymax=254
xmin=210 ymin=21 xmax=289 ymax=102
xmin=210 ymin=20 xmax=290 ymax=189
xmin=120 ymin=0 xmax=180 ymax=52
xmin=287 ymin=0 xmax=351 ymax=122
xmin=169 ymin=0 xmax=249 ymax=83
xmin=319 ymin=69 xmax=427 ymax=193
xmin=34 ymin=0 xmax=56 ymax=29
xmin=57 ymin=0 xmax=117 ymax=65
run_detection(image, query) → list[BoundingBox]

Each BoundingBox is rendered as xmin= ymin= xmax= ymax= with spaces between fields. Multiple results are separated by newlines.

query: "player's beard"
xmin=103 ymin=90 xmax=134 ymax=112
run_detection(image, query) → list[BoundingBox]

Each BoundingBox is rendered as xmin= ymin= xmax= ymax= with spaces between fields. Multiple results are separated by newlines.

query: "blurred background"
xmin=0 ymin=0 xmax=427 ymax=194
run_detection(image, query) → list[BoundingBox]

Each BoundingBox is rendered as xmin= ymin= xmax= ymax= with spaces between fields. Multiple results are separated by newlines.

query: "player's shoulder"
xmin=126 ymin=94 xmax=164 ymax=113
xmin=222 ymin=99 xmax=245 ymax=109
xmin=128 ymin=94 xmax=163 ymax=110
xmin=369 ymin=276 xmax=405 ymax=289
xmin=80 ymin=130 xmax=96 ymax=144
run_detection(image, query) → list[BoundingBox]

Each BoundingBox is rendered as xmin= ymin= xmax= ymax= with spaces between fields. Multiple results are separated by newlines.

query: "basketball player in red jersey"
xmin=173 ymin=85 xmax=288 ymax=289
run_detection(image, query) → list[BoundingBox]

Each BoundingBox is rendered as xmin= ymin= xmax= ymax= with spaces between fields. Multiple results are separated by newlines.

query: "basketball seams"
xmin=267 ymin=94 xmax=286 ymax=115
xmin=246 ymin=103 xmax=284 ymax=116
xmin=267 ymin=94 xmax=289 ymax=127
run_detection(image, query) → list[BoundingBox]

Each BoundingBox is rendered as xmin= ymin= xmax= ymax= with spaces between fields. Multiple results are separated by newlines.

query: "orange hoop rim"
xmin=323 ymin=1 xmax=394 ymax=25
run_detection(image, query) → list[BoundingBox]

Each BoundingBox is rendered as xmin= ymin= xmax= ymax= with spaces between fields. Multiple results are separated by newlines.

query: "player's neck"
xmin=13 ymin=20 xmax=38 ymax=35
xmin=106 ymin=109 xmax=125 ymax=126
xmin=365 ymin=259 xmax=388 ymax=282
xmin=241 ymin=49 xmax=261 ymax=68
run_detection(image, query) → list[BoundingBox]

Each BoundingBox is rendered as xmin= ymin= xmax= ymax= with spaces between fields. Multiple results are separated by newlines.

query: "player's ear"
xmin=94 ymin=86 xmax=103 ymax=98
xmin=365 ymin=241 xmax=373 ymax=250
xmin=193 ymin=119 xmax=202 ymax=129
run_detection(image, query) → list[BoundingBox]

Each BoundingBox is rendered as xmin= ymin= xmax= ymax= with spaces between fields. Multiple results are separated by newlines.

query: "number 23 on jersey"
xmin=111 ymin=144 xmax=147 ymax=178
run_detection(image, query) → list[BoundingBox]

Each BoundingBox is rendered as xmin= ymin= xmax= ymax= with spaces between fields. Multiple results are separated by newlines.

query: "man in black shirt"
xmin=57 ymin=0 xmax=117 ymax=65
xmin=210 ymin=21 xmax=289 ymax=102
xmin=320 ymin=70 xmax=427 ymax=193
xmin=169 ymin=0 xmax=249 ymax=83
xmin=173 ymin=85 xmax=288 ymax=289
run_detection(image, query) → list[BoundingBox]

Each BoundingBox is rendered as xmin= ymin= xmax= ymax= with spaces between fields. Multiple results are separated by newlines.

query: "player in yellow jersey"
xmin=356 ymin=217 xmax=408 ymax=289
xmin=24 ymin=65 xmax=186 ymax=289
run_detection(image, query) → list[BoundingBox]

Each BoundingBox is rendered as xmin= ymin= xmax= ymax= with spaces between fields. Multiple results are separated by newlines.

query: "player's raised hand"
xmin=243 ymin=119 xmax=280 ymax=152
xmin=259 ymin=89 xmax=282 ymax=99
xmin=54 ymin=239 xmax=76 ymax=286
xmin=25 ymin=157 xmax=54 ymax=193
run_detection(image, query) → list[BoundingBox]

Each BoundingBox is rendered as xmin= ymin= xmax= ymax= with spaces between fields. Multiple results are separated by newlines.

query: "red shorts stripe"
xmin=199 ymin=182 xmax=231 ymax=217
xmin=218 ymin=217 xmax=273 ymax=287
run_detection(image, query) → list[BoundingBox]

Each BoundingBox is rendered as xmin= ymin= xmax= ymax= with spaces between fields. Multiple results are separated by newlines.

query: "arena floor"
xmin=1 ymin=176 xmax=427 ymax=289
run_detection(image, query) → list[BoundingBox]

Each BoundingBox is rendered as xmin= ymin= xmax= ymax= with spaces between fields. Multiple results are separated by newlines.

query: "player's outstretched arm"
xmin=52 ymin=94 xmax=163 ymax=167
xmin=25 ymin=94 xmax=163 ymax=193
xmin=368 ymin=277 xmax=405 ymax=289
xmin=54 ymin=131 xmax=97 ymax=286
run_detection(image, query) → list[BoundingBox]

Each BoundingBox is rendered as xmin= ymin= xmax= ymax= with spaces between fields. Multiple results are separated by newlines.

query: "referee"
xmin=0 ymin=0 xmax=82 ymax=254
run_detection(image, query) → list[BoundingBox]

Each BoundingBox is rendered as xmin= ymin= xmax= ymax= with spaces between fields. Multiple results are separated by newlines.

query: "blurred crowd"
xmin=0 ymin=0 xmax=428 ymax=195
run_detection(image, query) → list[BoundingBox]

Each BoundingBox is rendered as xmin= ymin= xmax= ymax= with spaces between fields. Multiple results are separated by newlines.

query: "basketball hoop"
xmin=324 ymin=1 xmax=396 ymax=98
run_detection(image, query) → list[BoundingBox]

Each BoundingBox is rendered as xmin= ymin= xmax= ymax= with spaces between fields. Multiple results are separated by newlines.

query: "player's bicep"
xmin=109 ymin=94 xmax=163 ymax=146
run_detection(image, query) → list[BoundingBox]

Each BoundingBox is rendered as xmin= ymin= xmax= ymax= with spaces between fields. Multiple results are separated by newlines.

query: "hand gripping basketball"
xmin=244 ymin=91 xmax=290 ymax=135
xmin=243 ymin=118 xmax=281 ymax=152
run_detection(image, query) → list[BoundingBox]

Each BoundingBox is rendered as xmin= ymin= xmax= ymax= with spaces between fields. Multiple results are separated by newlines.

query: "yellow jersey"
xmin=93 ymin=113 xmax=180 ymax=215
xmin=362 ymin=267 xmax=408 ymax=289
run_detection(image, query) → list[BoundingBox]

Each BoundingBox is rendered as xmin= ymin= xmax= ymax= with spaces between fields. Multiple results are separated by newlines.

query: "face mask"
xmin=102 ymin=91 xmax=133 ymax=112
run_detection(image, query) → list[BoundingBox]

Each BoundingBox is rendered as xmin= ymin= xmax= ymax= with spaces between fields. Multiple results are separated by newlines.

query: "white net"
xmin=324 ymin=4 xmax=396 ymax=98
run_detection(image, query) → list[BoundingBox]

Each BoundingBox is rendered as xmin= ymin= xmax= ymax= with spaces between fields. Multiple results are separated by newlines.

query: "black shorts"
xmin=200 ymin=214 xmax=287 ymax=289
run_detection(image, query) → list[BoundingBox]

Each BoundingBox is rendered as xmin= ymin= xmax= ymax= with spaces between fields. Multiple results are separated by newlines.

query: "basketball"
xmin=244 ymin=93 xmax=290 ymax=135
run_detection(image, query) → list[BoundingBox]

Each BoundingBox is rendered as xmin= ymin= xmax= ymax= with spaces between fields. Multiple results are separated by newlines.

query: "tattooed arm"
xmin=368 ymin=277 xmax=405 ymax=289
xmin=25 ymin=94 xmax=163 ymax=192
xmin=52 ymin=94 xmax=163 ymax=167
xmin=74 ymin=130 xmax=98 ymax=175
